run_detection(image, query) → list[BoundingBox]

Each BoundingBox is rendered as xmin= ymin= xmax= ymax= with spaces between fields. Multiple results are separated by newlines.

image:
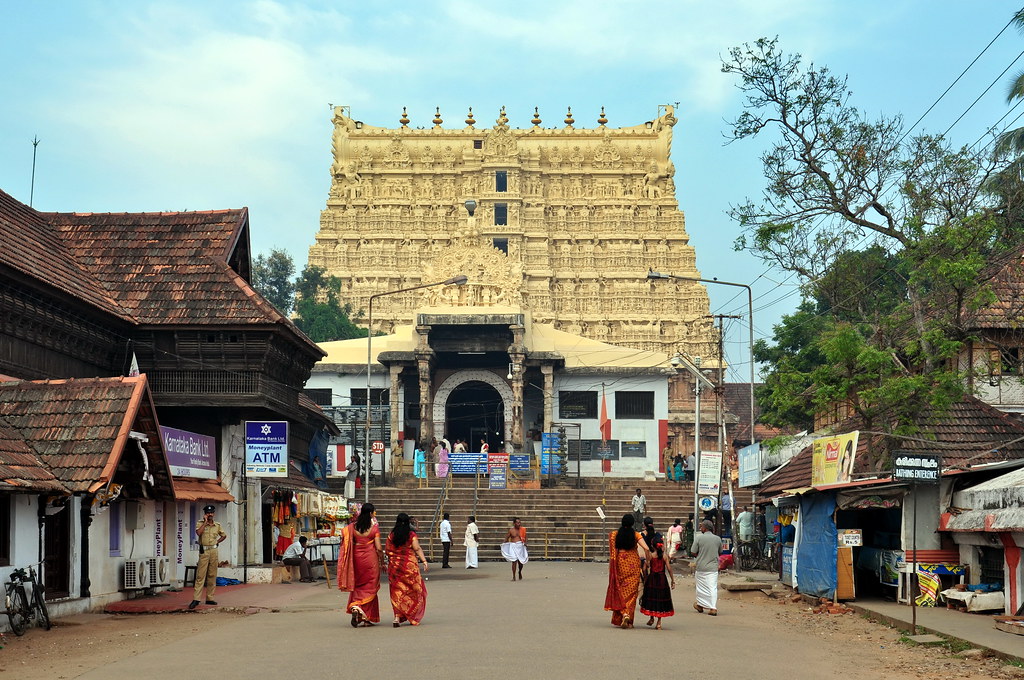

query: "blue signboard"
xmin=489 ymin=464 xmax=507 ymax=489
xmin=245 ymin=421 xmax=288 ymax=477
xmin=541 ymin=433 xmax=561 ymax=475
xmin=738 ymin=443 xmax=762 ymax=488
xmin=449 ymin=452 xmax=488 ymax=475
xmin=509 ymin=455 xmax=531 ymax=471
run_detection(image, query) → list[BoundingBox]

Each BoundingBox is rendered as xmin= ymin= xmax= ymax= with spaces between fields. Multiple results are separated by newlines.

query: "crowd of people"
xmin=333 ymin=490 xmax=726 ymax=631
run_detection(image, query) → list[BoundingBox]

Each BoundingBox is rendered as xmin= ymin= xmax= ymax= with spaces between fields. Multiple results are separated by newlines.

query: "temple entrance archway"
xmin=433 ymin=369 xmax=514 ymax=452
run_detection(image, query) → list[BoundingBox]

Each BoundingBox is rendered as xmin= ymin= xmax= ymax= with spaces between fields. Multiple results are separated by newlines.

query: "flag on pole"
xmin=599 ymin=388 xmax=611 ymax=442
xmin=599 ymin=386 xmax=612 ymax=473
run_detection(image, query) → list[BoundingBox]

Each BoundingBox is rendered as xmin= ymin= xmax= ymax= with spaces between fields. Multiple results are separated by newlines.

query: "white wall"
xmin=901 ymin=484 xmax=942 ymax=551
xmin=553 ymin=372 xmax=667 ymax=478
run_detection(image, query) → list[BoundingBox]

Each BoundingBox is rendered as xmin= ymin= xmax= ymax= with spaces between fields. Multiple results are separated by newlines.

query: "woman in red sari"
xmin=337 ymin=503 xmax=383 ymax=627
xmin=385 ymin=512 xmax=429 ymax=626
xmin=604 ymin=514 xmax=650 ymax=628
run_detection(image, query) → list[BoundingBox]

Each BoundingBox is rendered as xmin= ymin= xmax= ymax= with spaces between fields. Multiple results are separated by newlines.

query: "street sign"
xmin=839 ymin=529 xmax=863 ymax=547
xmin=244 ymin=421 xmax=288 ymax=477
xmin=893 ymin=452 xmax=941 ymax=483
xmin=371 ymin=441 xmax=385 ymax=455
xmin=698 ymin=496 xmax=716 ymax=511
xmin=489 ymin=464 xmax=507 ymax=489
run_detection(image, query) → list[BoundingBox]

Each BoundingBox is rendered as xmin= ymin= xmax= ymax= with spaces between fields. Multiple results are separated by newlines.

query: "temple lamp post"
xmin=648 ymin=270 xmax=757 ymax=521
xmin=365 ymin=274 xmax=469 ymax=502
xmin=647 ymin=270 xmax=756 ymax=451
xmin=671 ymin=354 xmax=716 ymax=532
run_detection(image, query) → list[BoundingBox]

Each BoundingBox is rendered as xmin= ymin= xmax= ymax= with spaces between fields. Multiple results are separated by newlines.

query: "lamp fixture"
xmin=464 ymin=199 xmax=477 ymax=217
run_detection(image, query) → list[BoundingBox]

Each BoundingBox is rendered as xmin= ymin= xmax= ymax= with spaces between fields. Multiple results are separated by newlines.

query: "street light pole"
xmin=365 ymin=274 xmax=469 ymax=503
xmin=647 ymin=270 xmax=756 ymax=454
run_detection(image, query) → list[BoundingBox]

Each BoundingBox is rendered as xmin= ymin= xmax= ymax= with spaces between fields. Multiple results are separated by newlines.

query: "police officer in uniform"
xmin=189 ymin=504 xmax=227 ymax=609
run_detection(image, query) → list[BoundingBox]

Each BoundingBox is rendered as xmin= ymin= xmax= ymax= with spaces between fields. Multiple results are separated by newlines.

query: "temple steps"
xmin=367 ymin=478 xmax=752 ymax=562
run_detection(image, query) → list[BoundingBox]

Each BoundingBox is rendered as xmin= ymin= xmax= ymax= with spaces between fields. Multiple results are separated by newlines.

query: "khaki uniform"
xmin=194 ymin=521 xmax=226 ymax=601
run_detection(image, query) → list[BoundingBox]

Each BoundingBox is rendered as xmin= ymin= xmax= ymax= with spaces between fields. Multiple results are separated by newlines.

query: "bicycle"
xmin=736 ymin=536 xmax=780 ymax=573
xmin=5 ymin=563 xmax=51 ymax=635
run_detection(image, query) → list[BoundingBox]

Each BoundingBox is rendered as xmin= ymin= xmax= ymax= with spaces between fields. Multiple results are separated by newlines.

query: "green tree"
xmin=252 ymin=248 xmax=295 ymax=314
xmin=723 ymin=38 xmax=1019 ymax=443
xmin=293 ymin=265 xmax=366 ymax=342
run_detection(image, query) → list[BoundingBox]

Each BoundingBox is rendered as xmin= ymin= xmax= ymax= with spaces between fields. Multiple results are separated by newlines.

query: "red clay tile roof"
xmin=722 ymin=383 xmax=792 ymax=443
xmin=172 ymin=478 xmax=234 ymax=502
xmin=966 ymin=249 xmax=1024 ymax=329
xmin=0 ymin=421 xmax=66 ymax=492
xmin=0 ymin=375 xmax=172 ymax=494
xmin=0 ymin=190 xmax=122 ymax=317
xmin=758 ymin=395 xmax=1024 ymax=497
xmin=1 ymin=189 xmax=320 ymax=353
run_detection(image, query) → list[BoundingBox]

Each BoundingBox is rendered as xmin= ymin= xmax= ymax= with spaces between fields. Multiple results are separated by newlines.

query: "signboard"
xmin=541 ymin=432 xmax=561 ymax=475
xmin=811 ymin=431 xmax=859 ymax=486
xmin=160 ymin=426 xmax=217 ymax=479
xmin=698 ymin=496 xmax=717 ymax=512
xmin=893 ymin=452 xmax=941 ymax=484
xmin=488 ymin=453 xmax=510 ymax=466
xmin=568 ymin=439 xmax=620 ymax=461
xmin=449 ymin=452 xmax=488 ymax=475
xmin=244 ymin=421 xmax=288 ymax=477
xmin=620 ymin=441 xmax=646 ymax=458
xmin=738 ymin=442 xmax=762 ymax=488
xmin=697 ymin=450 xmax=723 ymax=495
xmin=488 ymin=464 xmax=507 ymax=489
xmin=838 ymin=529 xmax=863 ymax=547
xmin=371 ymin=441 xmax=385 ymax=455
xmin=509 ymin=455 xmax=531 ymax=471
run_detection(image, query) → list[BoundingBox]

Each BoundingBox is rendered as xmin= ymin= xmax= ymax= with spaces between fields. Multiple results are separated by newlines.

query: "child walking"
xmin=640 ymin=540 xmax=675 ymax=629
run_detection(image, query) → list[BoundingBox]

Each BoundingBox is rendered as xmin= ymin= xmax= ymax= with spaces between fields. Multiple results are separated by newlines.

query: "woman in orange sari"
xmin=604 ymin=514 xmax=650 ymax=628
xmin=337 ymin=503 xmax=383 ymax=627
xmin=385 ymin=512 xmax=429 ymax=626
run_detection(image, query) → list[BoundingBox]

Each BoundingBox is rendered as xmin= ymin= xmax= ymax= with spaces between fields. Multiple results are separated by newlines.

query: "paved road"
xmin=72 ymin=562 xmax=945 ymax=680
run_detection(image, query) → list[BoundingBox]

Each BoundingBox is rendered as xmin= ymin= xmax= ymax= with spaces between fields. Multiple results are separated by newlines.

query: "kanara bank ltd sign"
xmin=160 ymin=426 xmax=217 ymax=479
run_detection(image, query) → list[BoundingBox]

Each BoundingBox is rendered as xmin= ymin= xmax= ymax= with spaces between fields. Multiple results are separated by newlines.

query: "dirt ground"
xmin=2 ymin=565 xmax=1022 ymax=680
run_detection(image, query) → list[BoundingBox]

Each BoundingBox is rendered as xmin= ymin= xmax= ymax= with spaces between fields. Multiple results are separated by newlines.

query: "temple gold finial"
xmin=465 ymin=107 xmax=475 ymax=127
xmin=433 ymin=106 xmax=443 ymax=128
xmin=400 ymin=107 xmax=410 ymax=127
xmin=564 ymin=107 xmax=574 ymax=127
xmin=598 ymin=106 xmax=608 ymax=126
xmin=531 ymin=106 xmax=542 ymax=127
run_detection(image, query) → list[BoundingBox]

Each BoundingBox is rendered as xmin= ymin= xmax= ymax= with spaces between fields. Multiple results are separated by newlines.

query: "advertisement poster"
xmin=811 ymin=431 xmax=859 ymax=486
xmin=244 ymin=421 xmax=288 ymax=477
xmin=697 ymin=450 xmax=723 ymax=495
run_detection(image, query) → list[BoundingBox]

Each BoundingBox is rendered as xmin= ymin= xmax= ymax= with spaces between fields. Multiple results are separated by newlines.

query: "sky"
xmin=3 ymin=1 xmax=1024 ymax=381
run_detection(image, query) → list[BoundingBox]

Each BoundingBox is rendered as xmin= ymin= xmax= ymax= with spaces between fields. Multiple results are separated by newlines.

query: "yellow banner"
xmin=811 ymin=431 xmax=859 ymax=486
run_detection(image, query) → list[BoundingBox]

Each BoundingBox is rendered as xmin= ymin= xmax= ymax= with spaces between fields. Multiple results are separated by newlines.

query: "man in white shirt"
xmin=736 ymin=506 xmax=755 ymax=542
xmin=440 ymin=512 xmax=453 ymax=568
xmin=464 ymin=516 xmax=480 ymax=568
xmin=631 ymin=488 xmax=647 ymax=529
xmin=282 ymin=536 xmax=312 ymax=583
xmin=685 ymin=453 xmax=697 ymax=482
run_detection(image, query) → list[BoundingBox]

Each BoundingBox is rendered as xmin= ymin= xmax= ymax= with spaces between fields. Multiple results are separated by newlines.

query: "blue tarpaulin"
xmin=796 ymin=494 xmax=837 ymax=598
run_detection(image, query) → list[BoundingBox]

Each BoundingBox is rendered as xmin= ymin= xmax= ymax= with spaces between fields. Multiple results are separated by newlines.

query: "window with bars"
xmin=303 ymin=388 xmax=333 ymax=406
xmin=350 ymin=388 xmax=389 ymax=406
xmin=615 ymin=391 xmax=655 ymax=419
xmin=495 ymin=170 xmax=508 ymax=192
xmin=978 ymin=546 xmax=1004 ymax=584
xmin=559 ymin=391 xmax=598 ymax=419
xmin=492 ymin=238 xmax=508 ymax=254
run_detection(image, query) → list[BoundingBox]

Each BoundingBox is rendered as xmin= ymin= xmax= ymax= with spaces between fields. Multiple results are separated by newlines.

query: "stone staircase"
xmin=368 ymin=478 xmax=753 ymax=563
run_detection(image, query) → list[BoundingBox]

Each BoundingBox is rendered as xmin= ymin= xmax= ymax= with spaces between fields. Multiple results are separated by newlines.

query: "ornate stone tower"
xmin=308 ymin=105 xmax=716 ymax=359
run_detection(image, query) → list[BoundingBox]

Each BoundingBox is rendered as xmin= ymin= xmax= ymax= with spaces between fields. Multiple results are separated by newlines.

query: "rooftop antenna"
xmin=29 ymin=136 xmax=40 ymax=207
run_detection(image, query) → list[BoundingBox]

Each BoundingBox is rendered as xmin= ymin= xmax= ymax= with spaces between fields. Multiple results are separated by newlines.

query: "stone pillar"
xmin=415 ymin=324 xmax=434 ymax=443
xmin=389 ymin=364 xmax=403 ymax=477
xmin=508 ymin=324 xmax=527 ymax=453
xmin=541 ymin=364 xmax=554 ymax=434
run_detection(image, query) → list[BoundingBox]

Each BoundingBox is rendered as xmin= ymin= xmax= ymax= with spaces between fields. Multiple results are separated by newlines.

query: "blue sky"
xmin=3 ymin=1 xmax=1023 ymax=380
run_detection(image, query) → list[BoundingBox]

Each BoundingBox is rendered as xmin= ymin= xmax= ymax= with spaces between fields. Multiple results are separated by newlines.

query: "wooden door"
xmin=837 ymin=546 xmax=856 ymax=601
xmin=43 ymin=504 xmax=71 ymax=598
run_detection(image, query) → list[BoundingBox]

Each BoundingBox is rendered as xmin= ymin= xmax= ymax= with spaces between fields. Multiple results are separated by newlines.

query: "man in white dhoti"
xmin=464 ymin=516 xmax=480 ymax=568
xmin=501 ymin=517 xmax=528 ymax=581
xmin=690 ymin=519 xmax=723 ymax=616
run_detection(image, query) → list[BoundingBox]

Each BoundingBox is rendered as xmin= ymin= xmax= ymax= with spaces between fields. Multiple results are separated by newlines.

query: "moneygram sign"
xmin=893 ymin=452 xmax=941 ymax=484
xmin=245 ymin=421 xmax=288 ymax=477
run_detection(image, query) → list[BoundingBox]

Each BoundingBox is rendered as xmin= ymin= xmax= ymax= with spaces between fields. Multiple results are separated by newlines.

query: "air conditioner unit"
xmin=123 ymin=558 xmax=151 ymax=590
xmin=146 ymin=557 xmax=158 ymax=586
xmin=155 ymin=556 xmax=171 ymax=585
